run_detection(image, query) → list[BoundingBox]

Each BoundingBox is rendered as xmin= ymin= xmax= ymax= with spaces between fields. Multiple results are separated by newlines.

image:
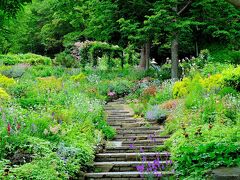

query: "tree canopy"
xmin=0 ymin=0 xmax=239 ymax=78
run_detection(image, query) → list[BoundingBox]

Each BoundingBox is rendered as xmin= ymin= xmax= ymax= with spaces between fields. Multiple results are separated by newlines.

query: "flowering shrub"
xmin=141 ymin=86 xmax=157 ymax=102
xmin=0 ymin=74 xmax=16 ymax=88
xmin=145 ymin=105 xmax=167 ymax=122
xmin=37 ymin=76 xmax=63 ymax=92
xmin=165 ymin=124 xmax=240 ymax=178
xmin=222 ymin=66 xmax=240 ymax=91
xmin=160 ymin=100 xmax=178 ymax=111
xmin=70 ymin=73 xmax=86 ymax=82
xmin=173 ymin=78 xmax=191 ymax=98
xmin=200 ymin=74 xmax=223 ymax=91
xmin=0 ymin=88 xmax=10 ymax=100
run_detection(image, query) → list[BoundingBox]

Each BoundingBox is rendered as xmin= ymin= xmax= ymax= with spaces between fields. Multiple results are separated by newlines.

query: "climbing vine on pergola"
xmin=75 ymin=41 xmax=124 ymax=69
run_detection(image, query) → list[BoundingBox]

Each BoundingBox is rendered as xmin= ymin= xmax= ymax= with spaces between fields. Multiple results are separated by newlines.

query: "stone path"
xmin=85 ymin=99 xmax=173 ymax=180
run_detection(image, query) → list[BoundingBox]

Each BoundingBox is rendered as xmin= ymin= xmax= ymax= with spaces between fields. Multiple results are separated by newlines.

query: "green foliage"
xmin=210 ymin=48 xmax=240 ymax=64
xmin=0 ymin=61 xmax=144 ymax=179
xmin=77 ymin=41 xmax=123 ymax=69
xmin=222 ymin=66 xmax=240 ymax=91
xmin=0 ymin=87 xmax=10 ymax=101
xmin=0 ymin=53 xmax=52 ymax=66
xmin=173 ymin=78 xmax=191 ymax=98
xmin=149 ymin=80 xmax=173 ymax=105
xmin=218 ymin=87 xmax=238 ymax=97
xmin=166 ymin=124 xmax=240 ymax=178
xmin=55 ymin=51 xmax=79 ymax=68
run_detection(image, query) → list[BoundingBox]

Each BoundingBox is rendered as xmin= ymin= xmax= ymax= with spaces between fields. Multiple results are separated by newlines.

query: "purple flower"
xmin=161 ymin=164 xmax=165 ymax=170
xmin=136 ymin=164 xmax=145 ymax=172
xmin=142 ymin=155 xmax=147 ymax=162
xmin=168 ymin=160 xmax=173 ymax=166
xmin=153 ymin=159 xmax=160 ymax=168
xmin=140 ymin=147 xmax=144 ymax=153
xmin=148 ymin=134 xmax=153 ymax=141
xmin=147 ymin=162 xmax=153 ymax=172
xmin=129 ymin=144 xmax=135 ymax=149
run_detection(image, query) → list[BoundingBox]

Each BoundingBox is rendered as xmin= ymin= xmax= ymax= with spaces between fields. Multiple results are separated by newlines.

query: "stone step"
xmin=95 ymin=152 xmax=170 ymax=162
xmin=114 ymin=134 xmax=170 ymax=140
xmin=107 ymin=112 xmax=133 ymax=114
xmin=110 ymin=124 xmax=159 ymax=129
xmin=111 ymin=123 xmax=147 ymax=129
xmin=93 ymin=161 xmax=171 ymax=172
xmin=122 ymin=139 xmax=165 ymax=146
xmin=116 ymin=126 xmax=160 ymax=131
xmin=117 ymin=129 xmax=163 ymax=135
xmin=114 ymin=136 xmax=168 ymax=141
xmin=106 ymin=110 xmax=130 ymax=113
xmin=85 ymin=171 xmax=174 ymax=179
xmin=105 ymin=146 xmax=155 ymax=153
xmin=107 ymin=119 xmax=145 ymax=123
xmin=107 ymin=115 xmax=133 ymax=121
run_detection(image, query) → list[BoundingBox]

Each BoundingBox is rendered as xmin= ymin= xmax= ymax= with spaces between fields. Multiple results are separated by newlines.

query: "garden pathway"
xmin=85 ymin=99 xmax=173 ymax=180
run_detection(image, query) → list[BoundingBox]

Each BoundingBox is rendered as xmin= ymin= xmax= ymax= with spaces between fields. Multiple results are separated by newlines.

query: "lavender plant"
xmin=128 ymin=133 xmax=173 ymax=179
xmin=145 ymin=105 xmax=168 ymax=122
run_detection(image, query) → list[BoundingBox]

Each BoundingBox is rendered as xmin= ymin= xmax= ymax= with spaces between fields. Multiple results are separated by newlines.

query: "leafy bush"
xmin=218 ymin=87 xmax=238 ymax=97
xmin=166 ymin=124 xmax=240 ymax=178
xmin=130 ymin=103 xmax=145 ymax=116
xmin=222 ymin=66 xmax=240 ymax=91
xmin=173 ymin=78 xmax=191 ymax=98
xmin=1 ymin=64 xmax=30 ymax=78
xmin=201 ymin=62 xmax=233 ymax=77
xmin=145 ymin=105 xmax=167 ymax=122
xmin=55 ymin=51 xmax=79 ymax=68
xmin=149 ymin=80 xmax=173 ymax=105
xmin=0 ymin=88 xmax=10 ymax=100
xmin=70 ymin=73 xmax=86 ymax=82
xmin=200 ymin=74 xmax=223 ymax=91
xmin=108 ymin=79 xmax=134 ymax=97
xmin=211 ymin=48 xmax=240 ymax=64
xmin=23 ymin=65 xmax=65 ymax=78
xmin=0 ymin=53 xmax=52 ymax=65
xmin=0 ymin=74 xmax=16 ymax=88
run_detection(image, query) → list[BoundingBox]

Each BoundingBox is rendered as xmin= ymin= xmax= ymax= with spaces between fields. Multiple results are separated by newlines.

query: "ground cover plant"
xmin=127 ymin=53 xmax=240 ymax=179
xmin=0 ymin=54 xmax=147 ymax=179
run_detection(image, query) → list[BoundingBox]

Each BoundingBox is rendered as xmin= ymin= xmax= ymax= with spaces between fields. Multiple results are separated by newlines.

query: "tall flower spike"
xmin=7 ymin=122 xmax=11 ymax=135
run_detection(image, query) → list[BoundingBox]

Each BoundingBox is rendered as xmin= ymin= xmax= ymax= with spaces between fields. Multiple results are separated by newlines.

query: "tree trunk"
xmin=226 ymin=0 xmax=240 ymax=8
xmin=171 ymin=33 xmax=179 ymax=81
xmin=139 ymin=42 xmax=150 ymax=70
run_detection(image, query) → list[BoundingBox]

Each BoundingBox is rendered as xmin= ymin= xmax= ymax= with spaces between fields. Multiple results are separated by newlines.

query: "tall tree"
xmin=145 ymin=0 xmax=240 ymax=79
xmin=85 ymin=0 xmax=156 ymax=70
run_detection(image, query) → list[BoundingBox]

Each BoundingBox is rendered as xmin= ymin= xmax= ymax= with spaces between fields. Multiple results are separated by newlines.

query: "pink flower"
xmin=108 ymin=91 xmax=116 ymax=97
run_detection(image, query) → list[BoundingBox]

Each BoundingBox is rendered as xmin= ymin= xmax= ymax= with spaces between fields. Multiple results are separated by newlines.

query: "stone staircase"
xmin=85 ymin=99 xmax=173 ymax=180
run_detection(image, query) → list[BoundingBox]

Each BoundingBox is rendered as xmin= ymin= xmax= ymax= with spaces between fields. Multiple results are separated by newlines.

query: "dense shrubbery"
xmin=127 ymin=53 xmax=240 ymax=179
xmin=0 ymin=54 xmax=146 ymax=179
xmin=0 ymin=53 xmax=52 ymax=65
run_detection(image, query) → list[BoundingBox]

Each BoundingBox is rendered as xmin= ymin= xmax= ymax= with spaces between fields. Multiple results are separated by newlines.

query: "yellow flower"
xmin=173 ymin=78 xmax=191 ymax=98
xmin=0 ymin=87 xmax=10 ymax=100
xmin=201 ymin=74 xmax=223 ymax=91
xmin=0 ymin=74 xmax=16 ymax=88
xmin=70 ymin=73 xmax=86 ymax=82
